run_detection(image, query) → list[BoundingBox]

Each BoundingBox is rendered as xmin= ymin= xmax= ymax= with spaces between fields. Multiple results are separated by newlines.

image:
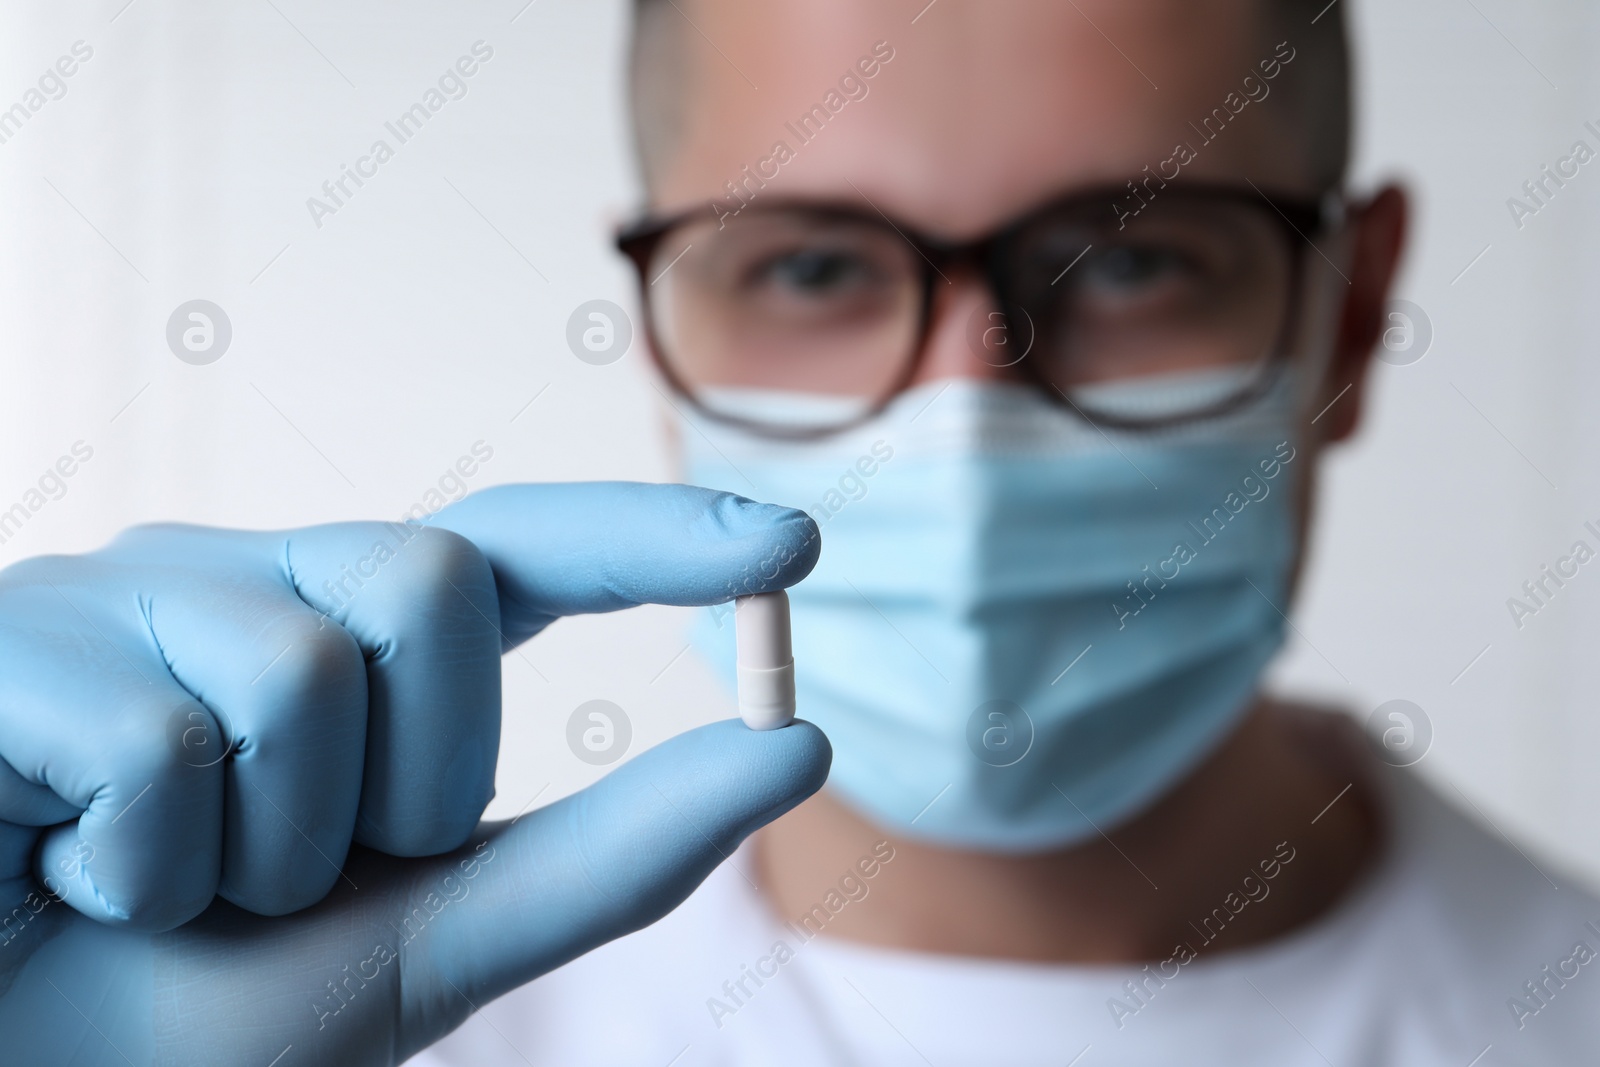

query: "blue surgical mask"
xmin=680 ymin=371 xmax=1305 ymax=853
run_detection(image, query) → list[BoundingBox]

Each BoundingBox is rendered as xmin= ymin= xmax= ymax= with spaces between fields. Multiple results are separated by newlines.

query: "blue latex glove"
xmin=0 ymin=482 xmax=828 ymax=1065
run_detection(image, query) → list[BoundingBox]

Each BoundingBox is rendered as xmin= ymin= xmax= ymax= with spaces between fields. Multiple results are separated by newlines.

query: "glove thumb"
xmin=391 ymin=717 xmax=830 ymax=1054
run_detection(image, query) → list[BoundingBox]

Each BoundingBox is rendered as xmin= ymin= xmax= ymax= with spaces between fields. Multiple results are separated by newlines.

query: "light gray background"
xmin=2 ymin=0 xmax=1598 ymax=881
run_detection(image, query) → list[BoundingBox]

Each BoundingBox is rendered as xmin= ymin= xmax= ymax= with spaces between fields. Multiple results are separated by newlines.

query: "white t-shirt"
xmin=411 ymin=722 xmax=1600 ymax=1066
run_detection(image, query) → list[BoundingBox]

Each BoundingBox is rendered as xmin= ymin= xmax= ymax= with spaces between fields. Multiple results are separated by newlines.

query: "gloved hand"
xmin=0 ymin=482 xmax=828 ymax=1066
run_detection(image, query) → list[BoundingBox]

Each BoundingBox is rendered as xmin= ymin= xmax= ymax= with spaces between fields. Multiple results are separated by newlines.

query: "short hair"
xmin=627 ymin=0 xmax=1351 ymax=193
xmin=1260 ymin=0 xmax=1351 ymax=191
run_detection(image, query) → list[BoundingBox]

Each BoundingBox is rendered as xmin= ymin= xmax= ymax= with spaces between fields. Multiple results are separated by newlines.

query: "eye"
xmin=1080 ymin=244 xmax=1192 ymax=291
xmin=757 ymin=248 xmax=875 ymax=295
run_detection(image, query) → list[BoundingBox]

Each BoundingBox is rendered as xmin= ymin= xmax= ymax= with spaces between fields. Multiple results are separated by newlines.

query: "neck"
xmin=754 ymin=699 xmax=1382 ymax=962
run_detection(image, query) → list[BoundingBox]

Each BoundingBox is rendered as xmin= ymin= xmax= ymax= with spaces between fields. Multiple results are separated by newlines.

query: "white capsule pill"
xmin=734 ymin=590 xmax=796 ymax=730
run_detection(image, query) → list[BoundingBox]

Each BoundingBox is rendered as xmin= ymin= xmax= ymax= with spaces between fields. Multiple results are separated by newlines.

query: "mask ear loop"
xmin=1271 ymin=194 xmax=1357 ymax=611
xmin=1285 ymin=192 xmax=1358 ymax=423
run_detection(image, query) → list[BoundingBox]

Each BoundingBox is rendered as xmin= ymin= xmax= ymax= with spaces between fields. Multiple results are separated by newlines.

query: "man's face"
xmin=637 ymin=1 xmax=1407 ymax=847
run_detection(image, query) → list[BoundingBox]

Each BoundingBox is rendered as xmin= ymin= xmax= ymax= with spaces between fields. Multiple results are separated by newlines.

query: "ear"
xmin=1314 ymin=184 xmax=1409 ymax=443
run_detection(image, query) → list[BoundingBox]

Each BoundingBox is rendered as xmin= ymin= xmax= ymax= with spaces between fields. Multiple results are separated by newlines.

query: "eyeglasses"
xmin=618 ymin=183 xmax=1340 ymax=439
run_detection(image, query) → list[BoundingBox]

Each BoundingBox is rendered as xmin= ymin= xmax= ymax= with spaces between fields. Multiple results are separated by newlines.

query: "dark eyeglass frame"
xmin=617 ymin=181 xmax=1342 ymax=440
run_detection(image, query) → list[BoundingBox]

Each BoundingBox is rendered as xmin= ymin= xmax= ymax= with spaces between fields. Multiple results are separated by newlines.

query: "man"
xmin=418 ymin=0 xmax=1600 ymax=1062
xmin=0 ymin=2 xmax=1593 ymax=1066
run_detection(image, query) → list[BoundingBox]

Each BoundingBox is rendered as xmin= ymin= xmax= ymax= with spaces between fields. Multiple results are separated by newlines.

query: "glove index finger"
xmin=430 ymin=482 xmax=820 ymax=641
